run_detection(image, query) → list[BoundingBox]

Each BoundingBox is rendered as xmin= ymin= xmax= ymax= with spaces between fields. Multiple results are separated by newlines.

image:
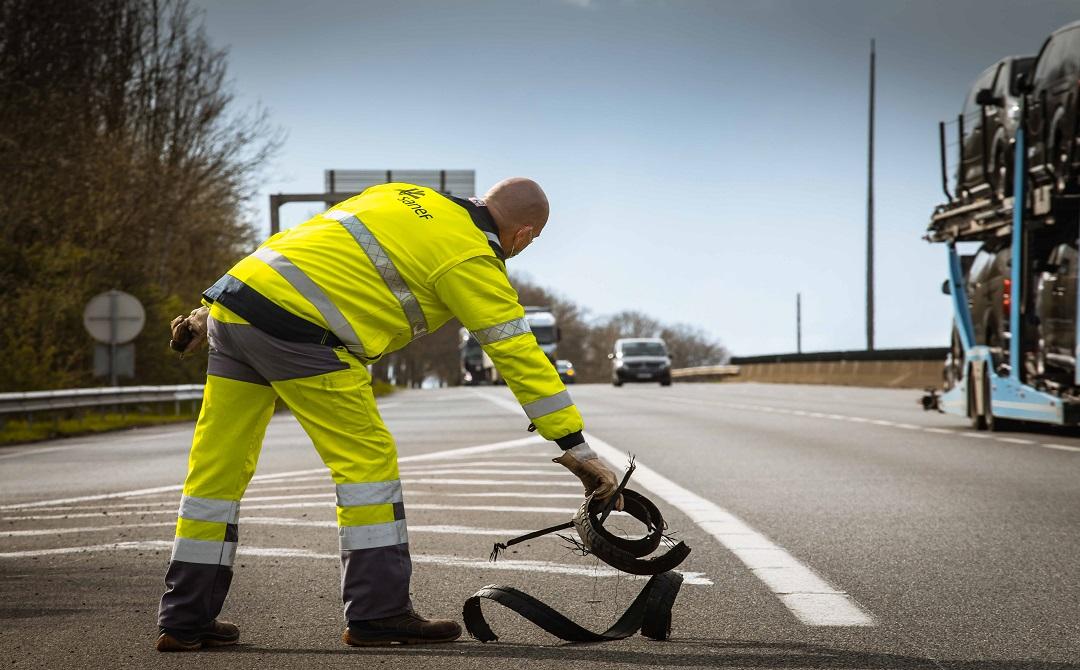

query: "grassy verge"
xmin=0 ymin=411 xmax=197 ymax=446
xmin=0 ymin=382 xmax=396 ymax=447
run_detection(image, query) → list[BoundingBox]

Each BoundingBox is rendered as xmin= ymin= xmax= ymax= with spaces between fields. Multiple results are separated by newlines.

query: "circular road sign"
xmin=83 ymin=290 xmax=146 ymax=344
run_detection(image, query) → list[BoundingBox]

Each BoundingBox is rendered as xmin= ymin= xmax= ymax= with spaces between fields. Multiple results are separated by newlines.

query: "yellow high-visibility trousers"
xmin=158 ymin=306 xmax=411 ymax=634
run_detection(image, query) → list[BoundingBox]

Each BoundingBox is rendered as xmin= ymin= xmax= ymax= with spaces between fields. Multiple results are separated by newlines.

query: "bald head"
xmin=484 ymin=177 xmax=549 ymax=258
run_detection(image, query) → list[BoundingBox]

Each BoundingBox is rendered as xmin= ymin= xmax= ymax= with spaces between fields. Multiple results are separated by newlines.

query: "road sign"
xmin=94 ymin=343 xmax=135 ymax=379
xmin=83 ymin=290 xmax=145 ymax=344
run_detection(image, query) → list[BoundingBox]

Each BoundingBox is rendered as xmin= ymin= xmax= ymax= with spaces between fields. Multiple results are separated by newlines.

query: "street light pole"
xmin=796 ymin=292 xmax=802 ymax=354
xmin=866 ymin=38 xmax=876 ymax=351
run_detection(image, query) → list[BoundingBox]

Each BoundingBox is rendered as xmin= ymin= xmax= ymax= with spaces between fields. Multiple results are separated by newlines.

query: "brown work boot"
xmin=155 ymin=620 xmax=240 ymax=652
xmin=342 ymin=610 xmax=462 ymax=646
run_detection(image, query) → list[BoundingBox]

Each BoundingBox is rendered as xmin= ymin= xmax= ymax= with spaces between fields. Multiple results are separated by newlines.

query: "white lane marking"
xmin=0 ymin=435 xmax=548 ymax=511
xmin=404 ymin=479 xmax=580 ymax=488
xmin=2 ymin=501 xmax=580 ymax=521
xmin=0 ymin=517 xmax=568 ymax=540
xmin=0 ymin=445 xmax=89 ymax=461
xmin=581 ymin=432 xmax=875 ymax=627
xmin=470 ymin=389 xmax=873 ymax=626
xmin=648 ymin=393 xmax=1080 ymax=456
xmin=398 ymin=468 xmax=563 ymax=477
xmin=408 ymin=503 xmax=575 ymax=514
xmin=241 ymin=517 xmax=533 ymax=537
xmin=646 ymin=394 xmax=1080 ymax=456
xmin=376 ymin=402 xmax=399 ymax=409
xmin=996 ymin=437 xmax=1035 ymax=445
xmin=1042 ymin=443 xmax=1080 ymax=452
xmin=401 ymin=460 xmax=554 ymax=468
xmin=14 ymin=489 xmax=582 ymax=515
xmin=0 ymin=540 xmax=712 ymax=585
xmin=0 ymin=521 xmax=175 ymax=537
xmin=443 ymin=492 xmax=583 ymax=500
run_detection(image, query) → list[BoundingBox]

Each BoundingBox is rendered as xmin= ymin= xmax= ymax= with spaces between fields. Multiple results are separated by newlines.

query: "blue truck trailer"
xmin=927 ymin=120 xmax=1080 ymax=429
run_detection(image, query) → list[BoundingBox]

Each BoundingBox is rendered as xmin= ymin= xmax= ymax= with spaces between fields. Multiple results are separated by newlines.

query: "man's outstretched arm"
xmin=434 ymin=256 xmax=620 ymax=502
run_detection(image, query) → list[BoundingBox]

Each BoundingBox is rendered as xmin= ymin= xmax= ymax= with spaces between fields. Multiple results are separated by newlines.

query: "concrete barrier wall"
xmin=731 ymin=359 xmax=943 ymax=389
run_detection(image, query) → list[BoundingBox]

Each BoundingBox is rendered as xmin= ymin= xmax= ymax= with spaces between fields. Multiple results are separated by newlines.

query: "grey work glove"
xmin=169 ymin=306 xmax=209 ymax=358
xmin=553 ymin=443 xmax=624 ymax=511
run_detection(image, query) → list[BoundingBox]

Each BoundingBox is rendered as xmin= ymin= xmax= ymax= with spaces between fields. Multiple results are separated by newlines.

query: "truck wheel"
xmin=969 ymin=363 xmax=987 ymax=430
xmin=982 ymin=367 xmax=1014 ymax=432
xmin=982 ymin=367 xmax=997 ymax=432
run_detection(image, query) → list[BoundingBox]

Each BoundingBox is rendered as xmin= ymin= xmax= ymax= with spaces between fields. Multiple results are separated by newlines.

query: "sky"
xmin=190 ymin=0 xmax=1079 ymax=357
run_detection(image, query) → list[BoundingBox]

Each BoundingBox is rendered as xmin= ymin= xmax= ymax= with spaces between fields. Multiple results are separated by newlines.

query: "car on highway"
xmin=609 ymin=337 xmax=672 ymax=387
xmin=555 ymin=359 xmax=576 ymax=384
xmin=958 ymin=55 xmax=1034 ymax=200
xmin=1025 ymin=20 xmax=1080 ymax=195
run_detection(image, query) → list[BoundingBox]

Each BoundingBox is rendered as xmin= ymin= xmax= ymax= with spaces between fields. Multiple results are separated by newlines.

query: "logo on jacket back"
xmin=396 ymin=187 xmax=434 ymax=220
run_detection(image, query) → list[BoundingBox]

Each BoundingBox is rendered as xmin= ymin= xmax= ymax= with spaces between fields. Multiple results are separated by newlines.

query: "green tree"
xmin=0 ymin=0 xmax=279 ymax=391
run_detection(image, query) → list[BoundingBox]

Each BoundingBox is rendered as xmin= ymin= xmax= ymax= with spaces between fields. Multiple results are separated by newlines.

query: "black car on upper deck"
xmin=1025 ymin=21 xmax=1080 ymax=195
xmin=958 ymin=56 xmax=1034 ymax=201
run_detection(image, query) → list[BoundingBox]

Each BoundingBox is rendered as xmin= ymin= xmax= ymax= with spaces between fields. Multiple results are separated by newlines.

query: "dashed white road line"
xmin=642 ymin=393 xmax=1080 ymax=456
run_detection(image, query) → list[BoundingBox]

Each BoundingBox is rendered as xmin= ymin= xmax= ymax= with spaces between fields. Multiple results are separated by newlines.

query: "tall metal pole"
xmin=796 ymin=292 xmax=802 ymax=354
xmin=866 ymin=38 xmax=876 ymax=351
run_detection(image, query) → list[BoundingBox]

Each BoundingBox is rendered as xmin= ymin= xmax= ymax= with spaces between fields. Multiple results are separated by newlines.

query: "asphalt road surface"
xmin=1 ymin=382 xmax=1078 ymax=669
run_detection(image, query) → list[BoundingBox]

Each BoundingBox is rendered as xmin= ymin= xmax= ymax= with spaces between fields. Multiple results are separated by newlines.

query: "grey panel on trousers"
xmin=338 ymin=519 xmax=408 ymax=551
xmin=158 ymin=560 xmax=233 ymax=632
xmin=178 ymin=495 xmax=241 ymax=524
xmin=326 ymin=209 xmax=429 ymax=339
xmin=522 ymin=389 xmax=575 ymax=419
xmin=171 ymin=537 xmax=237 ymax=566
xmin=250 ymin=246 xmax=365 ymax=356
xmin=341 ymin=543 xmax=413 ymax=621
xmin=209 ymin=319 xmax=349 ymax=382
xmin=335 ymin=480 xmax=403 ymax=507
xmin=207 ymin=349 xmax=270 ymax=386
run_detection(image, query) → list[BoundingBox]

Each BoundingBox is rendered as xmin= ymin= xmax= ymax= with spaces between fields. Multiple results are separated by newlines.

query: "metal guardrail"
xmin=671 ymin=365 xmax=741 ymax=380
xmin=0 ymin=385 xmax=205 ymax=416
xmin=731 ymin=347 xmax=948 ymax=365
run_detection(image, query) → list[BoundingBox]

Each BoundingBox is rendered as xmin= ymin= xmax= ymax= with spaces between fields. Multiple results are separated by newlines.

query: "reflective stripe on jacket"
xmin=204 ymin=182 xmax=583 ymax=442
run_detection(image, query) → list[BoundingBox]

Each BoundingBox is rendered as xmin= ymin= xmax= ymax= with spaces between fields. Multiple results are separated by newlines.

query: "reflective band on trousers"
xmin=471 ymin=316 xmax=531 ymax=345
xmin=339 ymin=519 xmax=409 ymax=551
xmin=250 ymin=246 xmax=366 ymax=356
xmin=171 ymin=537 xmax=238 ymax=566
xmin=178 ymin=495 xmax=240 ymax=524
xmin=336 ymin=480 xmax=403 ymax=507
xmin=326 ymin=209 xmax=429 ymax=339
xmin=522 ymin=389 xmax=575 ymax=420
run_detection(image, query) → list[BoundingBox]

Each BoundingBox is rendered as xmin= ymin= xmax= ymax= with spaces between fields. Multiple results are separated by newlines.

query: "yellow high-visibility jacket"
xmin=203 ymin=183 xmax=583 ymax=445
